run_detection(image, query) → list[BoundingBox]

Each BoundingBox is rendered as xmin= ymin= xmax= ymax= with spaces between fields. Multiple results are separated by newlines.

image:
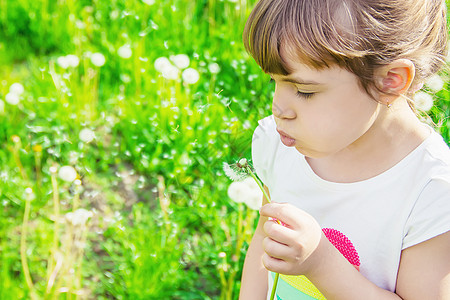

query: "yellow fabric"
xmin=279 ymin=275 xmax=327 ymax=300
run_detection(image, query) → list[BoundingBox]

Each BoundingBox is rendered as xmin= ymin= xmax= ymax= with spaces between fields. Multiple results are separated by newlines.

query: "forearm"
xmin=239 ymin=230 xmax=268 ymax=300
xmin=307 ymin=234 xmax=402 ymax=300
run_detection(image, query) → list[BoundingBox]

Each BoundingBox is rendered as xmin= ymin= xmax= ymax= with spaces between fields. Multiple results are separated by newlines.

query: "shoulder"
xmin=421 ymin=130 xmax=450 ymax=168
xmin=402 ymin=131 xmax=450 ymax=249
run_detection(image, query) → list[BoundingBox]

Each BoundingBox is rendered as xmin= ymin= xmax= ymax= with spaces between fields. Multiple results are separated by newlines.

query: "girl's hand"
xmin=259 ymin=202 xmax=324 ymax=276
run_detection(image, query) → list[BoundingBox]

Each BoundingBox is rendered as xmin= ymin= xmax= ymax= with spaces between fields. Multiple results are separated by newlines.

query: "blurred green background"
xmin=0 ymin=0 xmax=448 ymax=299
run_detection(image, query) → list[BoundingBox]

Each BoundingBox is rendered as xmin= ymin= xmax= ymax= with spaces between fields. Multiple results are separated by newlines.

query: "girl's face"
xmin=271 ymin=51 xmax=381 ymax=158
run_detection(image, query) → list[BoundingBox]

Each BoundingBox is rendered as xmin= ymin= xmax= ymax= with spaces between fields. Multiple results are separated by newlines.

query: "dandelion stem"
xmin=244 ymin=165 xmax=280 ymax=300
xmin=20 ymin=196 xmax=37 ymax=300
xmin=245 ymin=166 xmax=271 ymax=203
xmin=270 ymin=273 xmax=280 ymax=300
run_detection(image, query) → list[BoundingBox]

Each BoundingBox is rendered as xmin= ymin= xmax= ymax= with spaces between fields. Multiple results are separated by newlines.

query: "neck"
xmin=306 ymin=99 xmax=430 ymax=183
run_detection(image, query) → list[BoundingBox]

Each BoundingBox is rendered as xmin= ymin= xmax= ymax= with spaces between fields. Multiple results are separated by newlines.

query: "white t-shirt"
xmin=252 ymin=115 xmax=450 ymax=299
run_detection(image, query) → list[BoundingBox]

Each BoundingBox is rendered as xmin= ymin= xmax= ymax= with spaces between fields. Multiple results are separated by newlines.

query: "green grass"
xmin=0 ymin=0 xmax=449 ymax=299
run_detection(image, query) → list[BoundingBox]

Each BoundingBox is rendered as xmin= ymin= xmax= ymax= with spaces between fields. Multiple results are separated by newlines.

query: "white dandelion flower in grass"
xmin=154 ymin=57 xmax=172 ymax=73
xmin=117 ymin=45 xmax=132 ymax=59
xmin=170 ymin=54 xmax=190 ymax=69
xmin=5 ymin=93 xmax=20 ymax=105
xmin=414 ymin=91 xmax=434 ymax=112
xmin=208 ymin=62 xmax=221 ymax=74
xmin=65 ymin=208 xmax=93 ymax=226
xmin=91 ymin=52 xmax=106 ymax=67
xmin=66 ymin=54 xmax=80 ymax=68
xmin=58 ymin=165 xmax=78 ymax=182
xmin=10 ymin=83 xmax=24 ymax=95
xmin=79 ymin=128 xmax=96 ymax=143
xmin=425 ymin=74 xmax=444 ymax=93
xmin=182 ymin=68 xmax=200 ymax=84
xmin=227 ymin=177 xmax=263 ymax=210
xmin=57 ymin=56 xmax=70 ymax=69
xmin=142 ymin=0 xmax=155 ymax=5
xmin=162 ymin=65 xmax=180 ymax=80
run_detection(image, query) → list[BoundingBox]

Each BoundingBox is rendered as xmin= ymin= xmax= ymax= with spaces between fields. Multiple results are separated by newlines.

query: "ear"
xmin=375 ymin=59 xmax=415 ymax=103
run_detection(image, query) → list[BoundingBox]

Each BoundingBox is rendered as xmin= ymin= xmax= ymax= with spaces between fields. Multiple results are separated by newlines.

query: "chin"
xmin=295 ymin=146 xmax=330 ymax=159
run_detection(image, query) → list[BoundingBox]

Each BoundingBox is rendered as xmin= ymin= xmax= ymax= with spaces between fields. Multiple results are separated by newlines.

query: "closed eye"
xmin=296 ymin=91 xmax=315 ymax=99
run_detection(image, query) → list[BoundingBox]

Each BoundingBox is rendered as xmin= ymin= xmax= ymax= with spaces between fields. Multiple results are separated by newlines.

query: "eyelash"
xmin=270 ymin=78 xmax=315 ymax=99
xmin=296 ymin=91 xmax=315 ymax=99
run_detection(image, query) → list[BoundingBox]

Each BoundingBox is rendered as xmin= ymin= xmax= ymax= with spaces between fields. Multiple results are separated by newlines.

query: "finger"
xmin=263 ymin=219 xmax=297 ymax=246
xmin=262 ymin=252 xmax=291 ymax=274
xmin=260 ymin=202 xmax=306 ymax=229
xmin=262 ymin=236 xmax=296 ymax=261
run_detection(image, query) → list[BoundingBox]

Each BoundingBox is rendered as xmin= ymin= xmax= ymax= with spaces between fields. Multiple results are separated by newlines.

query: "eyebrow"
xmin=280 ymin=76 xmax=322 ymax=85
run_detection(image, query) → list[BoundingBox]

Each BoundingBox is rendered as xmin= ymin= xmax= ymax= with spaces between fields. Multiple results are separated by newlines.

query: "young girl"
xmin=240 ymin=0 xmax=450 ymax=299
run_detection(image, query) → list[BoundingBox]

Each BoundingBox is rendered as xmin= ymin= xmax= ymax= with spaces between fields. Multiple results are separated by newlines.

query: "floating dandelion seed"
xmin=118 ymin=45 xmax=132 ymax=59
xmin=10 ymin=83 xmax=24 ymax=95
xmin=171 ymin=54 xmax=190 ymax=69
xmin=79 ymin=128 xmax=96 ymax=143
xmin=182 ymin=68 xmax=200 ymax=84
xmin=5 ymin=93 xmax=20 ymax=105
xmin=58 ymin=166 xmax=78 ymax=182
xmin=414 ymin=91 xmax=434 ymax=112
xmin=91 ymin=52 xmax=106 ymax=67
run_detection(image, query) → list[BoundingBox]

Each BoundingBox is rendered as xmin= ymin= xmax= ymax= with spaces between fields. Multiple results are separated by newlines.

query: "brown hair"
xmin=243 ymin=0 xmax=448 ymax=98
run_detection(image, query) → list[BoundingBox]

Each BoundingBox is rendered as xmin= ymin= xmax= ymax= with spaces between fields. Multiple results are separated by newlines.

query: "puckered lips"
xmin=277 ymin=128 xmax=296 ymax=147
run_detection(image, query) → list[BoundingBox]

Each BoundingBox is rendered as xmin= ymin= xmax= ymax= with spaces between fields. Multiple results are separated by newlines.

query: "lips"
xmin=276 ymin=129 xmax=296 ymax=147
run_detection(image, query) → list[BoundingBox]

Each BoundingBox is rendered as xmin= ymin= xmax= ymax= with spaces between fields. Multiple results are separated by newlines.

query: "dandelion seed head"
xmin=10 ymin=83 xmax=25 ymax=95
xmin=91 ymin=52 xmax=106 ymax=67
xmin=170 ymin=54 xmax=190 ymax=69
xmin=208 ymin=62 xmax=220 ymax=74
xmin=58 ymin=165 xmax=78 ymax=182
xmin=118 ymin=45 xmax=132 ymax=59
xmin=57 ymin=56 xmax=70 ymax=69
xmin=414 ymin=91 xmax=434 ymax=112
xmin=154 ymin=57 xmax=172 ymax=73
xmin=5 ymin=93 xmax=20 ymax=105
xmin=162 ymin=65 xmax=180 ymax=80
xmin=66 ymin=54 xmax=80 ymax=68
xmin=227 ymin=177 xmax=263 ymax=210
xmin=79 ymin=128 xmax=96 ymax=143
xmin=182 ymin=68 xmax=200 ymax=84
xmin=425 ymin=74 xmax=444 ymax=93
xmin=223 ymin=162 xmax=248 ymax=181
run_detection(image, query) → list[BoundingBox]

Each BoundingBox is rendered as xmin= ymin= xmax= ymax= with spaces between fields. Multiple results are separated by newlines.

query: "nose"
xmin=272 ymin=88 xmax=296 ymax=119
